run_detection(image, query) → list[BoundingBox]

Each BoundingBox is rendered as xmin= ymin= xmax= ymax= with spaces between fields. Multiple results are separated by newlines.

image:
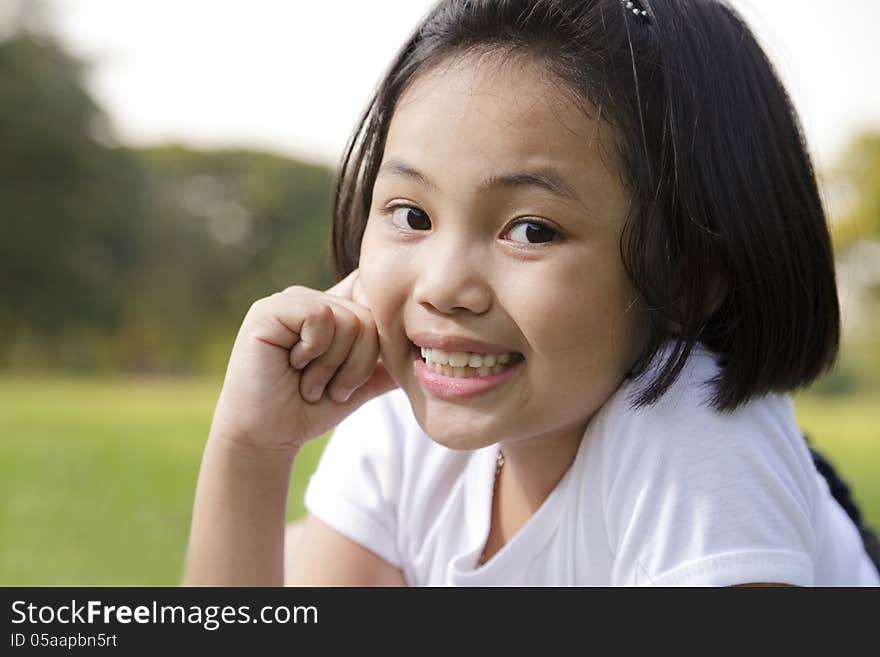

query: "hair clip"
xmin=622 ymin=0 xmax=652 ymax=23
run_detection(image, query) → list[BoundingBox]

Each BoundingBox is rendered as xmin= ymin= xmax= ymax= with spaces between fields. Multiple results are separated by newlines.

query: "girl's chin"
xmin=406 ymin=403 xmax=500 ymax=451
xmin=395 ymin=376 xmax=511 ymax=449
xmin=423 ymin=431 xmax=495 ymax=452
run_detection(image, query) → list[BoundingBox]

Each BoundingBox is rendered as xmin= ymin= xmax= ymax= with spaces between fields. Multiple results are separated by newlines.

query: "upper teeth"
xmin=420 ymin=348 xmax=513 ymax=368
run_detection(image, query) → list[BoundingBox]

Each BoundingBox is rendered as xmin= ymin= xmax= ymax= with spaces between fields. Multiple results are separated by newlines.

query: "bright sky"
xmin=47 ymin=0 xmax=880 ymax=170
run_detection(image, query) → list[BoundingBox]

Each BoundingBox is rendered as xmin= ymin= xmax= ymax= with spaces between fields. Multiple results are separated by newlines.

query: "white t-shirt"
xmin=303 ymin=347 xmax=880 ymax=586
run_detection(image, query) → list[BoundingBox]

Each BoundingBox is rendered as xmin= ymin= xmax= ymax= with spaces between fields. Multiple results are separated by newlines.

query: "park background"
xmin=1 ymin=0 xmax=878 ymax=585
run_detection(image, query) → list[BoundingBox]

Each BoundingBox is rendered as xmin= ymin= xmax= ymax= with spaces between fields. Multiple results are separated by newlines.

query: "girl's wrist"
xmin=205 ymin=427 xmax=301 ymax=468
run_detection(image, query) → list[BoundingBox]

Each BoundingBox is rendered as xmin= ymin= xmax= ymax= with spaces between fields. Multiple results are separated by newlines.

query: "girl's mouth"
xmin=410 ymin=342 xmax=525 ymax=399
xmin=412 ymin=343 xmax=524 ymax=378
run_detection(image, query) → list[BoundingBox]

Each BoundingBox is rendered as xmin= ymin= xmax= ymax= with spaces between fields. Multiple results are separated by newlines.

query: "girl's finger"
xmin=342 ymin=360 xmax=399 ymax=410
xmin=315 ymin=294 xmax=375 ymax=336
xmin=352 ymin=272 xmax=369 ymax=309
xmin=326 ymin=316 xmax=380 ymax=403
xmin=287 ymin=302 xmax=336 ymax=370
xmin=298 ymin=306 xmax=360 ymax=403
xmin=325 ymin=268 xmax=359 ymax=302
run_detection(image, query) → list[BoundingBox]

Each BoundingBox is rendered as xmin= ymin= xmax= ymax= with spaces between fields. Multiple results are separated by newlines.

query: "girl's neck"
xmin=481 ymin=423 xmax=585 ymax=564
xmin=497 ymin=422 xmax=585 ymax=518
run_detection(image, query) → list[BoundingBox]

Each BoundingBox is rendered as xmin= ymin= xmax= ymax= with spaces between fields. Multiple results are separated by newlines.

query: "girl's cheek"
xmin=358 ymin=234 xmax=403 ymax=327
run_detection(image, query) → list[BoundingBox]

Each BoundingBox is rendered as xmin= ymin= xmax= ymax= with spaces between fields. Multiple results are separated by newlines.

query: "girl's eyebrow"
xmin=377 ymin=158 xmax=585 ymax=205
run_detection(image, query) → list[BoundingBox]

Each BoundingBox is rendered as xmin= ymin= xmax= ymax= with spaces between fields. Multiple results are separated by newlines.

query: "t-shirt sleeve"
xmin=303 ymin=391 xmax=404 ymax=569
xmin=602 ymin=392 xmax=818 ymax=587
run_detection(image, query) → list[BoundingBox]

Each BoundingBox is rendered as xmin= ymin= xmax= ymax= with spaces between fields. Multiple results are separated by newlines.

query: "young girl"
xmin=184 ymin=0 xmax=880 ymax=586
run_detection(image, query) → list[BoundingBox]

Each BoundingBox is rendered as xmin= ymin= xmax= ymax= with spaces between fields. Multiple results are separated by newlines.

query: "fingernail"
xmin=291 ymin=355 xmax=311 ymax=370
xmin=306 ymin=384 xmax=323 ymax=402
xmin=335 ymin=387 xmax=353 ymax=403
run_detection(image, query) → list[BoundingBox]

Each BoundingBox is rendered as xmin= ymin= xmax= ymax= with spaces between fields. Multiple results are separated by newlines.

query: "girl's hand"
xmin=208 ymin=269 xmax=398 ymax=452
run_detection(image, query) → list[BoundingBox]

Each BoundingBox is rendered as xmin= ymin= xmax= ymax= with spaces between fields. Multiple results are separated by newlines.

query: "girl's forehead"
xmin=398 ymin=51 xmax=596 ymax=133
xmin=385 ymin=52 xmax=623 ymax=195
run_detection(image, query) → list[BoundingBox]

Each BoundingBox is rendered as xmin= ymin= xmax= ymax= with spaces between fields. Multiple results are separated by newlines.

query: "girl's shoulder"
xmin=604 ymin=343 xmax=798 ymax=433
xmin=585 ymin=345 xmax=879 ymax=586
xmin=591 ymin=343 xmax=816 ymax=498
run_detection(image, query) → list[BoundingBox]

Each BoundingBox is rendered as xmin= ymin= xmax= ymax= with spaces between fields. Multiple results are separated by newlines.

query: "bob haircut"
xmin=331 ymin=0 xmax=840 ymax=411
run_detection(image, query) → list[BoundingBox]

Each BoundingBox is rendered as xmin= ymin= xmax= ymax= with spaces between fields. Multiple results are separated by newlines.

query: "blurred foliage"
xmin=829 ymin=133 xmax=880 ymax=249
xmin=0 ymin=31 xmax=147 ymax=366
xmin=0 ymin=28 xmax=336 ymax=375
xmin=123 ymin=146 xmax=335 ymax=373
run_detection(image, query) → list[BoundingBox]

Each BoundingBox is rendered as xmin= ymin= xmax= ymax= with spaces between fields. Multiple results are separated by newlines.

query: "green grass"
xmin=792 ymin=392 xmax=880 ymax=529
xmin=0 ymin=373 xmax=328 ymax=586
xmin=0 ymin=373 xmax=877 ymax=585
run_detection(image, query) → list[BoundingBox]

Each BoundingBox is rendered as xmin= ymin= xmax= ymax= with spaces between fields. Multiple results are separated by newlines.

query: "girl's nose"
xmin=411 ymin=236 xmax=492 ymax=316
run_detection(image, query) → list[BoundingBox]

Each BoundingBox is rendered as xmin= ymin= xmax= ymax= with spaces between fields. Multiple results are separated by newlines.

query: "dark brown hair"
xmin=331 ymin=0 xmax=840 ymax=411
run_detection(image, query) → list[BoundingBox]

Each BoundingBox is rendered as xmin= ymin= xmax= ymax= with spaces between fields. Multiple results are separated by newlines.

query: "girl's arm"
xmin=185 ymin=436 xmax=407 ymax=587
xmin=182 ymin=269 xmax=398 ymax=585
xmin=183 ymin=435 xmax=297 ymax=586
xmin=184 ymin=435 xmax=297 ymax=586
xmin=284 ymin=514 xmax=407 ymax=586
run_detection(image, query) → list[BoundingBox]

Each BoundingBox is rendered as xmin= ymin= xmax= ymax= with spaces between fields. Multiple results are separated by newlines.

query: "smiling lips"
xmin=408 ymin=331 xmax=525 ymax=396
xmin=410 ymin=344 xmax=525 ymax=401
xmin=419 ymin=346 xmax=521 ymax=379
xmin=409 ymin=331 xmax=519 ymax=355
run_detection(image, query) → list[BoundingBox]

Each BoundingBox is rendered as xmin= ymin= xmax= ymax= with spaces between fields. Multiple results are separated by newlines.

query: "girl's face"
xmin=359 ymin=53 xmax=649 ymax=451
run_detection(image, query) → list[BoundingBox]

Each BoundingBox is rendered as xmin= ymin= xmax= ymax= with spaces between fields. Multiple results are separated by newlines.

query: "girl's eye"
xmin=389 ymin=205 xmax=431 ymax=231
xmin=505 ymin=220 xmax=558 ymax=245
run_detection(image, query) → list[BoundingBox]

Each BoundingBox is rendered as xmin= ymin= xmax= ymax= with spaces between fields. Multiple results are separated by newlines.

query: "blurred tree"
xmin=128 ymin=146 xmax=334 ymax=373
xmin=820 ymin=131 xmax=880 ymax=398
xmin=0 ymin=31 xmax=149 ymax=369
xmin=829 ymin=132 xmax=880 ymax=249
xmin=0 ymin=24 xmax=336 ymax=374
